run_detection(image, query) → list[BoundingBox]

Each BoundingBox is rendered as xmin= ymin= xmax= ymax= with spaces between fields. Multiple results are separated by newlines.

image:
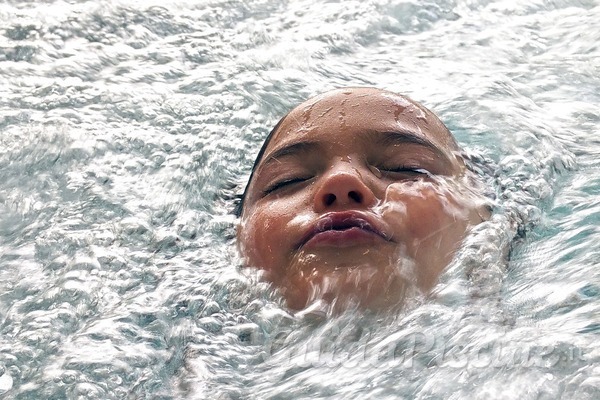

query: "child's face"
xmin=238 ymin=88 xmax=484 ymax=312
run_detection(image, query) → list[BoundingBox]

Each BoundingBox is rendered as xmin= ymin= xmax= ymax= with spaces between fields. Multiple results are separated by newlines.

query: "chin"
xmin=278 ymin=258 xmax=417 ymax=315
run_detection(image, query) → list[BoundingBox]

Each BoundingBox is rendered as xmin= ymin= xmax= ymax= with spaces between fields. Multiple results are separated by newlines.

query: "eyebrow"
xmin=373 ymin=130 xmax=451 ymax=163
xmin=260 ymin=141 xmax=321 ymax=170
xmin=259 ymin=129 xmax=452 ymax=171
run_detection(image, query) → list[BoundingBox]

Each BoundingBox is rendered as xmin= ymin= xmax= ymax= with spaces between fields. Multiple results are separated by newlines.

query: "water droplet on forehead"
xmin=394 ymin=107 xmax=404 ymax=121
xmin=301 ymin=105 xmax=313 ymax=123
xmin=381 ymin=93 xmax=412 ymax=108
xmin=318 ymin=106 xmax=333 ymax=118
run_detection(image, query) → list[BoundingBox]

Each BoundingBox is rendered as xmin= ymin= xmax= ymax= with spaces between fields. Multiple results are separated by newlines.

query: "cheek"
xmin=239 ymin=208 xmax=282 ymax=271
xmin=383 ymin=181 xmax=472 ymax=234
xmin=381 ymin=181 xmax=474 ymax=287
xmin=238 ymin=197 xmax=305 ymax=278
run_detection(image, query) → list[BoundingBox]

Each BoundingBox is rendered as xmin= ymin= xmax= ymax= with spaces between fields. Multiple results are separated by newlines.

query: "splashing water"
xmin=0 ymin=0 xmax=598 ymax=399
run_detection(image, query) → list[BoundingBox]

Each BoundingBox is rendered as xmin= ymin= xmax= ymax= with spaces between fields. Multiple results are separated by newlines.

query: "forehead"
xmin=265 ymin=88 xmax=458 ymax=155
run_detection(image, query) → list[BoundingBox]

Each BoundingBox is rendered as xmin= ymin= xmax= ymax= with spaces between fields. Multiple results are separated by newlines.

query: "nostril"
xmin=349 ymin=191 xmax=362 ymax=203
xmin=324 ymin=193 xmax=336 ymax=206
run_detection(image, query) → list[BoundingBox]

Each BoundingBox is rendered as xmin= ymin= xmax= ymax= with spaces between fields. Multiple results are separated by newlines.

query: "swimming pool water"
xmin=0 ymin=0 xmax=598 ymax=398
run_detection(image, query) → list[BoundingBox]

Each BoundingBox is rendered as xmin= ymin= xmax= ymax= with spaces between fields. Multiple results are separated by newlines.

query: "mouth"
xmin=298 ymin=211 xmax=392 ymax=249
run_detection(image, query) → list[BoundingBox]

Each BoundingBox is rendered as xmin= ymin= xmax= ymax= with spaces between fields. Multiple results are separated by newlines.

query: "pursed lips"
xmin=297 ymin=211 xmax=392 ymax=249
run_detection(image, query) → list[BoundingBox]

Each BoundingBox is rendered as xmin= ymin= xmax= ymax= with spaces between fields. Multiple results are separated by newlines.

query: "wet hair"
xmin=234 ymin=114 xmax=289 ymax=218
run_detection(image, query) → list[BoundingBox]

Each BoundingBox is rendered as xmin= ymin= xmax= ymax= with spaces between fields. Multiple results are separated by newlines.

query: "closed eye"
xmin=263 ymin=177 xmax=310 ymax=195
xmin=380 ymin=166 xmax=433 ymax=179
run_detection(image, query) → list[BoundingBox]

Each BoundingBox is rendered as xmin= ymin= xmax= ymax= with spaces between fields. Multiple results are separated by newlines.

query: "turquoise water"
xmin=0 ymin=0 xmax=598 ymax=398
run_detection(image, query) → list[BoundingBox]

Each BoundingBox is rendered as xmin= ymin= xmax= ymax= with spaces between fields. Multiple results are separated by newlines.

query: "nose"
xmin=313 ymin=164 xmax=377 ymax=212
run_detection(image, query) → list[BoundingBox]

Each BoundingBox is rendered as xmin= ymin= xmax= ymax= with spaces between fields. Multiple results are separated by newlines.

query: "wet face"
xmin=238 ymin=88 xmax=484 ymax=312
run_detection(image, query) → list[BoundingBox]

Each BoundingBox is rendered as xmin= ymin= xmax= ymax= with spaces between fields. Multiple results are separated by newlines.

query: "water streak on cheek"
xmin=432 ymin=178 xmax=484 ymax=221
xmin=291 ymin=253 xmax=318 ymax=270
xmin=375 ymin=182 xmax=424 ymax=216
xmin=394 ymin=249 xmax=419 ymax=287
xmin=237 ymin=217 xmax=252 ymax=251
xmin=288 ymin=212 xmax=313 ymax=229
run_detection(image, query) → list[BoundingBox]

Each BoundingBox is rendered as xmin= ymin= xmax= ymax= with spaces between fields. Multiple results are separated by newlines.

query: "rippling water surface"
xmin=0 ymin=0 xmax=598 ymax=398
